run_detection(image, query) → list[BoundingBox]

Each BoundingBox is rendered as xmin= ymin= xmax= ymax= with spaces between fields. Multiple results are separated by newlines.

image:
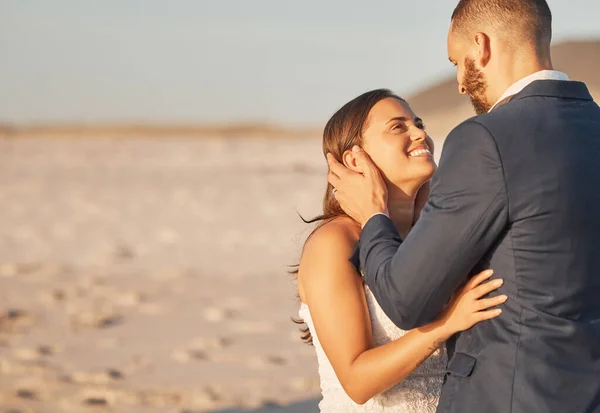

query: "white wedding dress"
xmin=299 ymin=285 xmax=447 ymax=412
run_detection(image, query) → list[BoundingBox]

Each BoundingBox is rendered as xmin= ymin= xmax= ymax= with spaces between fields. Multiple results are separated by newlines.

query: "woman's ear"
xmin=342 ymin=149 xmax=362 ymax=172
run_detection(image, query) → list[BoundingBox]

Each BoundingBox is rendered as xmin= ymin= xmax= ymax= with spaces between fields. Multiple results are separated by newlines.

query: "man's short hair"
xmin=451 ymin=0 xmax=552 ymax=50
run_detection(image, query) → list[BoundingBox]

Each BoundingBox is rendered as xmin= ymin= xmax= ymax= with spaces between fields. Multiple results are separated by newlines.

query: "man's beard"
xmin=463 ymin=58 xmax=492 ymax=115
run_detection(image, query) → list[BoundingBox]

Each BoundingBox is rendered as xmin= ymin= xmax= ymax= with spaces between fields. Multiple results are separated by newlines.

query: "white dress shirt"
xmin=488 ymin=70 xmax=569 ymax=112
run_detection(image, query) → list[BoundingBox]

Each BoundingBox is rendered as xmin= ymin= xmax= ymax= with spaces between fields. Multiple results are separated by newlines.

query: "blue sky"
xmin=2 ymin=0 xmax=600 ymax=126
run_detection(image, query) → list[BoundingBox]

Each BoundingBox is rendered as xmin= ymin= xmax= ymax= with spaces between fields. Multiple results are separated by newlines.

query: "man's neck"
xmin=492 ymin=50 xmax=554 ymax=103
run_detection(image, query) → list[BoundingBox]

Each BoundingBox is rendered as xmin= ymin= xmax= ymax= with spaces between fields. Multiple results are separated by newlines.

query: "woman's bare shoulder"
xmin=303 ymin=216 xmax=360 ymax=258
xmin=298 ymin=217 xmax=362 ymax=302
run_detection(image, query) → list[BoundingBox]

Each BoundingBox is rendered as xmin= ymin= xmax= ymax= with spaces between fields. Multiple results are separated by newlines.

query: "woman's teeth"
xmin=408 ymin=149 xmax=431 ymax=157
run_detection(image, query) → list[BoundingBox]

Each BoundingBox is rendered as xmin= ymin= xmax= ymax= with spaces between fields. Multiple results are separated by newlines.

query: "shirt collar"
xmin=488 ymin=70 xmax=569 ymax=112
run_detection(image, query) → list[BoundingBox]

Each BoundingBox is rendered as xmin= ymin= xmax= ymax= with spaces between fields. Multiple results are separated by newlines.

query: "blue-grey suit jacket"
xmin=356 ymin=80 xmax=600 ymax=413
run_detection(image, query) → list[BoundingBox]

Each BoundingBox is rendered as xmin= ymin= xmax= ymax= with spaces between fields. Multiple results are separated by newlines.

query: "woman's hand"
xmin=437 ymin=270 xmax=507 ymax=334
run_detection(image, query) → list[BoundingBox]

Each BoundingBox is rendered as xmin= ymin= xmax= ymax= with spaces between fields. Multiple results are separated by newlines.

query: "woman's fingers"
xmin=463 ymin=269 xmax=494 ymax=291
xmin=470 ymin=278 xmax=504 ymax=299
xmin=474 ymin=308 xmax=503 ymax=322
xmin=476 ymin=295 xmax=508 ymax=311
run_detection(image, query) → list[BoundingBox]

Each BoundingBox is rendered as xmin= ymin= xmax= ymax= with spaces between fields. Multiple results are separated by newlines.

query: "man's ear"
xmin=474 ymin=32 xmax=491 ymax=67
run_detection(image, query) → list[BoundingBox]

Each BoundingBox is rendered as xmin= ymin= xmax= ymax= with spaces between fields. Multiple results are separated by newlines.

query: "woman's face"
xmin=361 ymin=98 xmax=436 ymax=190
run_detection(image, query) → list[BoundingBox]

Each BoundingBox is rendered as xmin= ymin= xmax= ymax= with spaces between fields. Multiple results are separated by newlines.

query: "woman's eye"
xmin=392 ymin=124 xmax=407 ymax=131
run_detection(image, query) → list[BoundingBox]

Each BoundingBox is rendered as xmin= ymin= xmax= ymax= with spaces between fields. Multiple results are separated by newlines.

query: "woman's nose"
xmin=411 ymin=129 xmax=427 ymax=142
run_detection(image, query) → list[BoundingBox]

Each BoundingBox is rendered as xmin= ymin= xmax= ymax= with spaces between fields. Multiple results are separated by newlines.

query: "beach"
xmin=0 ymin=135 xmax=339 ymax=413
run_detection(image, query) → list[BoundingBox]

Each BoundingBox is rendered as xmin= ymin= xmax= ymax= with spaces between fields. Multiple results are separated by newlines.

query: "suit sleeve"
xmin=359 ymin=120 xmax=509 ymax=330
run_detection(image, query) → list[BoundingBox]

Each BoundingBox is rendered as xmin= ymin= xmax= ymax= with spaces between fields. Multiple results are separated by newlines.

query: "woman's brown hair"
xmin=292 ymin=89 xmax=405 ymax=344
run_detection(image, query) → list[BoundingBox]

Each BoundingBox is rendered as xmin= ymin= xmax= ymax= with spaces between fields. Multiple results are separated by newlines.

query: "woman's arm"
xmin=299 ymin=220 xmax=504 ymax=405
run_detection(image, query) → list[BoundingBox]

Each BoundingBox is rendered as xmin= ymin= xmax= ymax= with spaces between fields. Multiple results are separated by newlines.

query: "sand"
xmin=0 ymin=136 xmax=327 ymax=413
xmin=0 ymin=134 xmax=445 ymax=413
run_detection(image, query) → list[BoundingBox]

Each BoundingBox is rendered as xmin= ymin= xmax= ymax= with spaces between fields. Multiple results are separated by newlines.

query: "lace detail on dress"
xmin=299 ymin=285 xmax=447 ymax=413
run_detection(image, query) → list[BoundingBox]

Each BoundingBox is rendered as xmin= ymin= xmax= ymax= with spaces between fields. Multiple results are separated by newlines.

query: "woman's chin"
xmin=425 ymin=167 xmax=437 ymax=180
xmin=416 ymin=164 xmax=437 ymax=181
xmin=384 ymin=161 xmax=437 ymax=190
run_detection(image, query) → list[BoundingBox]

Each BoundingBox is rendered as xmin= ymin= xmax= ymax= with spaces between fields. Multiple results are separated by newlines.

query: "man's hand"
xmin=326 ymin=146 xmax=388 ymax=227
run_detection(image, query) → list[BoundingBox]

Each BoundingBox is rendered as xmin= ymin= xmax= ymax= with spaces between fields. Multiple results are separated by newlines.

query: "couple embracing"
xmin=294 ymin=1 xmax=600 ymax=412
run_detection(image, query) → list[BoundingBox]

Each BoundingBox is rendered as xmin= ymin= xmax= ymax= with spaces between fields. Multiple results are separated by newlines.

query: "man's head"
xmin=448 ymin=0 xmax=553 ymax=114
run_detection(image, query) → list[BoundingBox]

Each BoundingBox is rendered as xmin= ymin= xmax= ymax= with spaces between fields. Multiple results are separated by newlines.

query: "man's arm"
xmin=360 ymin=120 xmax=509 ymax=330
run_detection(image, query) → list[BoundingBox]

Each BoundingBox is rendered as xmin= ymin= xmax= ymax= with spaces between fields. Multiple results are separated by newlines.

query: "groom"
xmin=327 ymin=1 xmax=600 ymax=412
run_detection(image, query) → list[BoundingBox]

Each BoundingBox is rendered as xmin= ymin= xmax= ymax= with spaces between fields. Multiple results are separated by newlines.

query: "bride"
xmin=295 ymin=89 xmax=506 ymax=412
